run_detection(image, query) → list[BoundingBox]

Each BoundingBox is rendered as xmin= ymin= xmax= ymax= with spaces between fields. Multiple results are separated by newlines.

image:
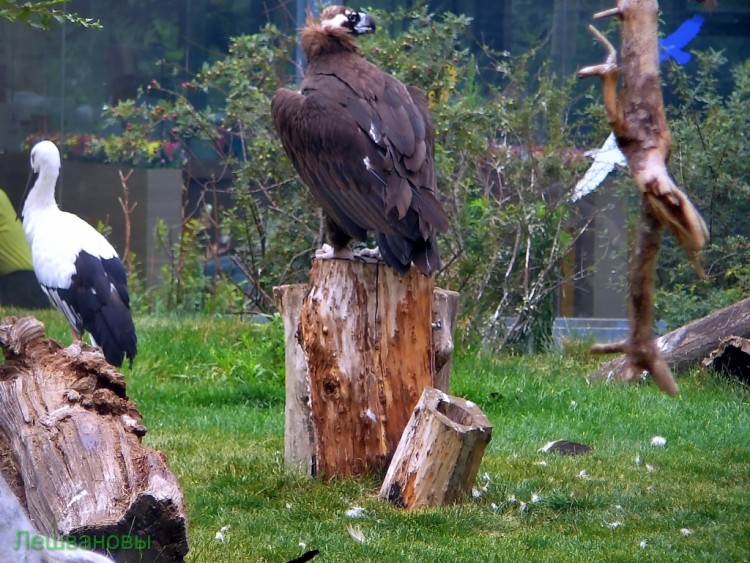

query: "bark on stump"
xmin=588 ymin=297 xmax=750 ymax=384
xmin=0 ymin=316 xmax=188 ymax=563
xmin=379 ymin=386 xmax=492 ymax=510
xmin=275 ymin=259 xmax=459 ymax=479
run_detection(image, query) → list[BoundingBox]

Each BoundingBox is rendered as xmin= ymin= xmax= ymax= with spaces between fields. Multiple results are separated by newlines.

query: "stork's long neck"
xmin=22 ymin=168 xmax=60 ymax=238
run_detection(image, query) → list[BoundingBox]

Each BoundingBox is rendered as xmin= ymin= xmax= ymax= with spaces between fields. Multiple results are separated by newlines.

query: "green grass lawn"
xmin=13 ymin=310 xmax=750 ymax=562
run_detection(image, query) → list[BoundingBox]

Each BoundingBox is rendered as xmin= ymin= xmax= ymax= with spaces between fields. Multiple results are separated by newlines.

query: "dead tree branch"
xmin=578 ymin=0 xmax=708 ymax=395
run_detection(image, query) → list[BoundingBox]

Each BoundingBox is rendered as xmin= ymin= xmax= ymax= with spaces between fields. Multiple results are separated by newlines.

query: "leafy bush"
xmin=655 ymin=53 xmax=750 ymax=328
xmin=107 ymin=8 xmax=606 ymax=350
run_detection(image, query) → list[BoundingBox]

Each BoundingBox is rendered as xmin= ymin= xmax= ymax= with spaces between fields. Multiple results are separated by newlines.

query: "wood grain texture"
xmin=276 ymin=278 xmax=459 ymax=477
xmin=379 ymin=386 xmax=492 ymax=510
xmin=0 ymin=316 xmax=187 ymax=563
xmin=299 ymin=259 xmax=434 ymax=478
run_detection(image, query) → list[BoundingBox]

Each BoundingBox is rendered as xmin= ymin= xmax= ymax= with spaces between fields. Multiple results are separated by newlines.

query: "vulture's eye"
xmin=347 ymin=12 xmax=359 ymax=25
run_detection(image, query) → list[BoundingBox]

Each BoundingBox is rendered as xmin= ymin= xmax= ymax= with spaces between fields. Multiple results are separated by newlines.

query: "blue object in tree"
xmin=659 ymin=15 xmax=704 ymax=65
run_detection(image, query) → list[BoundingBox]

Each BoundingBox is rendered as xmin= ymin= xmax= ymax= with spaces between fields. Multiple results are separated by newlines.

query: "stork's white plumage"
xmin=21 ymin=140 xmax=137 ymax=368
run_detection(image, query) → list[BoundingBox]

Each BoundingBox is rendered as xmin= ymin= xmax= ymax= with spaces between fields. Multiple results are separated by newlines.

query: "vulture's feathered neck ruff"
xmin=272 ymin=5 xmax=449 ymax=276
xmin=301 ymin=22 xmax=359 ymax=59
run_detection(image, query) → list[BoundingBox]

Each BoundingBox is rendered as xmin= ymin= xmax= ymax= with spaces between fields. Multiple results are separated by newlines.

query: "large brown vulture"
xmin=271 ymin=5 xmax=449 ymax=276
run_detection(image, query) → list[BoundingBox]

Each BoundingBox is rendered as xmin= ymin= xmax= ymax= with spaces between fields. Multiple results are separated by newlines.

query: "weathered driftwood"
xmin=0 ymin=474 xmax=113 ymax=562
xmin=274 ymin=266 xmax=459 ymax=477
xmin=0 ymin=316 xmax=188 ymax=563
xmin=588 ymin=297 xmax=750 ymax=384
xmin=578 ymin=0 xmax=708 ymax=396
xmin=703 ymin=336 xmax=750 ymax=385
xmin=379 ymin=386 xmax=492 ymax=510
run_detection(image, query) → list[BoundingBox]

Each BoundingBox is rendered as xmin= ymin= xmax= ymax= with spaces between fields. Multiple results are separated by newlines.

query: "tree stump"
xmin=432 ymin=288 xmax=460 ymax=393
xmin=300 ymin=259 xmax=433 ymax=478
xmin=379 ymin=386 xmax=492 ymax=510
xmin=0 ymin=316 xmax=188 ymax=563
xmin=274 ymin=263 xmax=459 ymax=478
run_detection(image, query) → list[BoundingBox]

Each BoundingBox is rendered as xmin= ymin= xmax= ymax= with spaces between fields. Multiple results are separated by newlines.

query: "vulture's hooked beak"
xmin=353 ymin=12 xmax=376 ymax=35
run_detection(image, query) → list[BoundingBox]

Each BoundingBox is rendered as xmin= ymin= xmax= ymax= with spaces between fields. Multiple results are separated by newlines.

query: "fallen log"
xmin=0 ymin=316 xmax=188 ymax=563
xmin=274 ymin=260 xmax=459 ymax=478
xmin=588 ymin=297 xmax=750 ymax=383
xmin=379 ymin=386 xmax=492 ymax=510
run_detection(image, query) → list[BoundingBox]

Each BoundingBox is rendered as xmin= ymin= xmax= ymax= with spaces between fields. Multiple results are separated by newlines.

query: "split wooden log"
xmin=274 ymin=267 xmax=459 ymax=477
xmin=578 ymin=0 xmax=708 ymax=396
xmin=588 ymin=297 xmax=750 ymax=384
xmin=379 ymin=386 xmax=492 ymax=510
xmin=432 ymin=288 xmax=460 ymax=393
xmin=0 ymin=316 xmax=188 ymax=563
xmin=274 ymin=283 xmax=316 ymax=476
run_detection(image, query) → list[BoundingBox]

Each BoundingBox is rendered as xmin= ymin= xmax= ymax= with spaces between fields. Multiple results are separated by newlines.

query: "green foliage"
xmin=107 ymin=7 xmax=594 ymax=350
xmin=0 ymin=0 xmax=100 ymax=28
xmin=26 ymin=310 xmax=745 ymax=562
xmin=655 ymin=53 xmax=750 ymax=329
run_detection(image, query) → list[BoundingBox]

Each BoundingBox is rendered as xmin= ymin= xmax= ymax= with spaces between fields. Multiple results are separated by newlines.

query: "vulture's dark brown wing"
xmin=271 ymin=58 xmax=448 ymax=261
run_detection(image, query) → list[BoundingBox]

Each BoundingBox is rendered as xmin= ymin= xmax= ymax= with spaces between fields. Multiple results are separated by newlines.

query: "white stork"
xmin=20 ymin=140 xmax=137 ymax=368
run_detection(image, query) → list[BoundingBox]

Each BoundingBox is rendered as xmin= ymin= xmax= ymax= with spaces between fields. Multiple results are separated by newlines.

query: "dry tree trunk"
xmin=0 ymin=316 xmax=188 ymax=563
xmin=379 ymin=387 xmax=492 ymax=510
xmin=274 ymin=260 xmax=460 ymax=479
xmin=577 ymin=0 xmax=708 ymax=395
xmin=299 ymin=260 xmax=434 ymax=479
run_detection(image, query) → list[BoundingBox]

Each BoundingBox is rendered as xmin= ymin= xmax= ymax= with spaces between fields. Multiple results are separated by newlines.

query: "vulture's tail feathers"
xmin=376 ymin=233 xmax=412 ymax=274
xmin=376 ymin=232 xmax=442 ymax=277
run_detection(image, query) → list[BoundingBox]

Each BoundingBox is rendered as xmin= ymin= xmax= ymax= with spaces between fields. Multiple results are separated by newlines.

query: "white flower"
xmin=570 ymin=400 xmax=578 ymax=409
xmin=519 ymin=501 xmax=528 ymax=513
xmin=507 ymin=494 xmax=517 ymax=504
xmin=606 ymin=521 xmax=624 ymax=529
xmin=639 ymin=540 xmax=648 ymax=549
xmin=680 ymin=528 xmax=693 ymax=536
xmin=634 ymin=454 xmax=642 ymax=465
xmin=578 ymin=469 xmax=589 ymax=479
xmin=491 ymin=503 xmax=499 ymax=511
xmin=646 ymin=464 xmax=657 ymax=472
xmin=345 ymin=506 xmax=365 ymax=518
xmin=472 ymin=487 xmax=482 ymax=499
xmin=650 ymin=436 xmax=667 ymax=447
xmin=531 ymin=493 xmax=542 ymax=504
